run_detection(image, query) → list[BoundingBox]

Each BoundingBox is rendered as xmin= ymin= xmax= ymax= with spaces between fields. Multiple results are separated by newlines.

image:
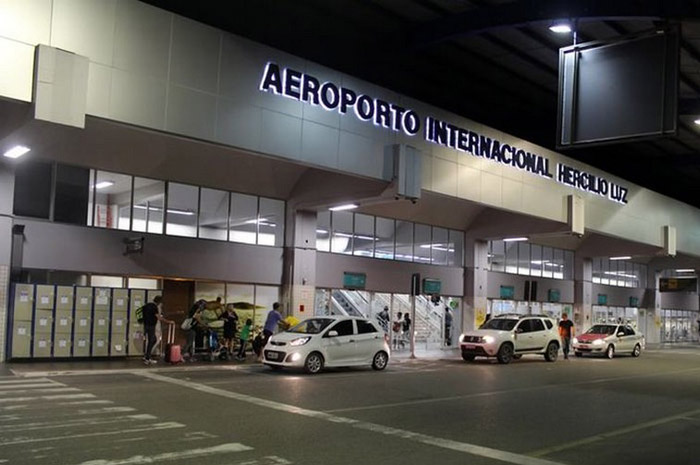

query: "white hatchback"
xmin=262 ymin=316 xmax=391 ymax=374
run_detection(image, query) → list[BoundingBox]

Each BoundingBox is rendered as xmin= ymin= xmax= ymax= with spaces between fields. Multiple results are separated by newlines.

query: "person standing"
xmin=262 ymin=302 xmax=283 ymax=345
xmin=558 ymin=312 xmax=575 ymax=359
xmin=444 ymin=306 xmax=453 ymax=346
xmin=236 ymin=318 xmax=253 ymax=361
xmin=143 ymin=295 xmax=174 ymax=365
xmin=377 ymin=306 xmax=390 ymax=334
xmin=402 ymin=312 xmax=412 ymax=348
xmin=183 ymin=300 xmax=204 ymax=361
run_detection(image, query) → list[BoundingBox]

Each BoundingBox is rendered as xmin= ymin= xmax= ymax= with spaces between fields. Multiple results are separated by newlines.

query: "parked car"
xmin=459 ymin=314 xmax=560 ymax=364
xmin=262 ymin=316 xmax=390 ymax=374
xmin=572 ymin=324 xmax=644 ymax=359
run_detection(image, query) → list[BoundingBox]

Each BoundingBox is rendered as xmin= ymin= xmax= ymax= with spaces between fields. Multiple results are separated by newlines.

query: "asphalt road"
xmin=2 ymin=347 xmax=700 ymax=465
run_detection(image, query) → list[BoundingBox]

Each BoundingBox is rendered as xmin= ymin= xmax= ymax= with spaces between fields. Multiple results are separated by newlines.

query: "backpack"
xmin=392 ymin=321 xmax=401 ymax=333
xmin=135 ymin=305 xmax=145 ymax=324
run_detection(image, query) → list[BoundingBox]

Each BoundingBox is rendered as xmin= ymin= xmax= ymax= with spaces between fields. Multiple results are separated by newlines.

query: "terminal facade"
xmin=0 ymin=0 xmax=699 ymax=361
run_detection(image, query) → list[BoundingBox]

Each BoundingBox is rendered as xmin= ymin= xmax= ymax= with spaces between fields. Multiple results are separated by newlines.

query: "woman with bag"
xmin=182 ymin=300 xmax=205 ymax=361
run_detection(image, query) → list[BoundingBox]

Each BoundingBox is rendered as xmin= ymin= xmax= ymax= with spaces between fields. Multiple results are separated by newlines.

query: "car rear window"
xmin=357 ymin=319 xmax=378 ymax=334
xmin=544 ymin=319 xmax=553 ymax=329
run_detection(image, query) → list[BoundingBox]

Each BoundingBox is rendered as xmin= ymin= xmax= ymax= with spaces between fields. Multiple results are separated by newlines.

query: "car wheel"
xmin=512 ymin=354 xmax=522 ymax=360
xmin=304 ymin=352 xmax=324 ymax=374
xmin=605 ymin=344 xmax=615 ymax=359
xmin=632 ymin=344 xmax=641 ymax=357
xmin=497 ymin=343 xmax=514 ymax=364
xmin=574 ymin=352 xmax=582 ymax=357
xmin=372 ymin=351 xmax=389 ymax=370
xmin=461 ymin=352 xmax=475 ymax=362
xmin=544 ymin=341 xmax=559 ymax=362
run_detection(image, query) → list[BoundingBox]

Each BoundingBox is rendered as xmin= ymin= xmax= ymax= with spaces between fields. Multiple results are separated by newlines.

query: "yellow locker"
xmin=33 ymin=335 xmax=52 ymax=358
xmin=53 ymin=334 xmax=72 ymax=358
xmin=13 ymin=284 xmax=34 ymax=321
xmin=94 ymin=288 xmax=111 ymax=312
xmin=112 ymin=289 xmax=129 ymax=313
xmin=92 ymin=310 xmax=110 ymax=336
xmin=130 ymin=289 xmax=146 ymax=323
xmin=74 ymin=311 xmax=91 ymax=336
xmin=35 ymin=285 xmax=54 ymax=310
xmin=34 ymin=308 xmax=53 ymax=334
xmin=56 ymin=286 xmax=74 ymax=311
xmin=55 ymin=307 xmax=73 ymax=334
xmin=111 ymin=338 xmax=127 ymax=356
xmin=10 ymin=321 xmax=32 ymax=358
xmin=75 ymin=287 xmax=92 ymax=311
xmin=129 ymin=328 xmax=145 ymax=356
xmin=74 ymin=336 xmax=90 ymax=357
xmin=92 ymin=335 xmax=109 ymax=357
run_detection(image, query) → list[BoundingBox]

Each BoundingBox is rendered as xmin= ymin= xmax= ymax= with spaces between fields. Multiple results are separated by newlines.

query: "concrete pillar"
xmin=646 ymin=270 xmax=662 ymax=344
xmin=463 ymin=238 xmax=488 ymax=332
xmin=0 ymin=164 xmax=15 ymax=361
xmin=574 ymin=256 xmax=592 ymax=331
xmin=282 ymin=209 xmax=317 ymax=320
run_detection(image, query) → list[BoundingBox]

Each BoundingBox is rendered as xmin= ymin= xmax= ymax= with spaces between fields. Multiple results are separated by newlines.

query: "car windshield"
xmin=586 ymin=325 xmax=617 ymax=335
xmin=480 ymin=319 xmax=518 ymax=331
xmin=288 ymin=318 xmax=334 ymax=334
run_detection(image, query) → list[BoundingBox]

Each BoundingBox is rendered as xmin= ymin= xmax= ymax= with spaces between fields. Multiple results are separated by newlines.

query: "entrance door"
xmin=163 ymin=279 xmax=194 ymax=346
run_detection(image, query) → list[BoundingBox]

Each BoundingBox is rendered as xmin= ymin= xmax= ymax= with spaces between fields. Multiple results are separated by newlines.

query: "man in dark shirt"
xmin=143 ymin=295 xmax=174 ymax=365
xmin=558 ymin=312 xmax=575 ymax=360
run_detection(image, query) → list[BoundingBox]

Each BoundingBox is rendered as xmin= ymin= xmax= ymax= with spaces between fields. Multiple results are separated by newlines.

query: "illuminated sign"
xmin=259 ymin=62 xmax=628 ymax=204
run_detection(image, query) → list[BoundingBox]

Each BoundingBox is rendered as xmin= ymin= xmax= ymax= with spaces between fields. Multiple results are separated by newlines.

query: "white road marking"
xmin=0 ymin=379 xmax=61 ymax=386
xmin=0 ymin=383 xmax=61 ymax=390
xmin=0 ymin=387 xmax=81 ymax=395
xmin=60 ymin=400 xmax=113 ymax=406
xmin=0 ymin=414 xmax=158 ymax=432
xmin=0 ymin=393 xmax=95 ymax=403
xmin=76 ymin=443 xmax=254 ymax=465
xmin=137 ymin=371 xmax=563 ymax=465
xmin=0 ymin=422 xmax=185 ymax=445
xmin=528 ymin=407 xmax=700 ymax=457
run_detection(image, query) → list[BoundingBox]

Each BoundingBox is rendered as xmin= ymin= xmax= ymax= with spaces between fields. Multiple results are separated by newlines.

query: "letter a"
xmin=260 ymin=62 xmax=283 ymax=94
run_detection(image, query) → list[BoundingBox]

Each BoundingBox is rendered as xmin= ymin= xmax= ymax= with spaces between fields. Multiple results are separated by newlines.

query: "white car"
xmin=263 ymin=316 xmax=391 ymax=374
xmin=572 ymin=324 xmax=644 ymax=359
xmin=459 ymin=314 xmax=561 ymax=364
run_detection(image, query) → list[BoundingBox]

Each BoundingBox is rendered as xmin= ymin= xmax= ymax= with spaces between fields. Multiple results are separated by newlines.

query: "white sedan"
xmin=572 ymin=324 xmax=644 ymax=359
xmin=262 ymin=316 xmax=391 ymax=374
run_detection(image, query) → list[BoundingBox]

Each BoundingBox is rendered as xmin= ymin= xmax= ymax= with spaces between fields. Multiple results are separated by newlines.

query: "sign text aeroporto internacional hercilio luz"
xmin=259 ymin=63 xmax=629 ymax=204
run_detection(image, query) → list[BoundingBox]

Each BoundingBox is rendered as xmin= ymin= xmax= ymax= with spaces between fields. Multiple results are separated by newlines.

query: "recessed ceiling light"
xmin=694 ymin=118 xmax=700 ymax=125
xmin=3 ymin=145 xmax=30 ymax=159
xmin=329 ymin=203 xmax=358 ymax=211
xmin=94 ymin=181 xmax=114 ymax=189
xmin=503 ymin=237 xmax=528 ymax=242
xmin=675 ymin=269 xmax=695 ymax=273
xmin=549 ymin=23 xmax=572 ymax=34
xmin=610 ymin=256 xmax=631 ymax=260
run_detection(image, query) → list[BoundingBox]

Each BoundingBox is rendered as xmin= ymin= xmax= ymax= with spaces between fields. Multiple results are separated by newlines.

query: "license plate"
xmin=578 ymin=344 xmax=589 ymax=348
xmin=266 ymin=352 xmax=279 ymax=360
xmin=462 ymin=344 xmax=476 ymax=350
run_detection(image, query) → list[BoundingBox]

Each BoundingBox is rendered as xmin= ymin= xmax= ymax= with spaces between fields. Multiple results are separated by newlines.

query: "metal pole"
xmin=410 ymin=294 xmax=416 ymax=359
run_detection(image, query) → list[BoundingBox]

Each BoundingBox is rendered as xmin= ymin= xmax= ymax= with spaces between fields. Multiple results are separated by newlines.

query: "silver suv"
xmin=459 ymin=314 xmax=560 ymax=364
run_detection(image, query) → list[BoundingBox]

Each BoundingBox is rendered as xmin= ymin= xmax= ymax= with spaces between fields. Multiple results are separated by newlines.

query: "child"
xmin=236 ymin=319 xmax=253 ymax=361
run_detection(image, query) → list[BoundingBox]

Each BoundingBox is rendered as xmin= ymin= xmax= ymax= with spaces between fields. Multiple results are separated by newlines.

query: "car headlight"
xmin=290 ymin=337 xmax=311 ymax=346
xmin=459 ymin=334 xmax=466 ymax=343
xmin=593 ymin=339 xmax=604 ymax=345
xmin=572 ymin=337 xmax=579 ymax=344
xmin=483 ymin=336 xmax=495 ymax=344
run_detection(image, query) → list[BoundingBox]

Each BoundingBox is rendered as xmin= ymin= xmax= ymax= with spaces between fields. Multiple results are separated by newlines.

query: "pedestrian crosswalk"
xmin=0 ymin=376 xmax=292 ymax=464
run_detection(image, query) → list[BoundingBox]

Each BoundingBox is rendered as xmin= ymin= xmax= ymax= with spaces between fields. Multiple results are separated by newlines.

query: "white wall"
xmin=659 ymin=292 xmax=699 ymax=311
xmin=591 ymin=283 xmax=648 ymax=308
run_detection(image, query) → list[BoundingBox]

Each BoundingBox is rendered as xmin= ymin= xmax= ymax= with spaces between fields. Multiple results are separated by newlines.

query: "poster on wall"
xmin=500 ymin=285 xmax=515 ymax=299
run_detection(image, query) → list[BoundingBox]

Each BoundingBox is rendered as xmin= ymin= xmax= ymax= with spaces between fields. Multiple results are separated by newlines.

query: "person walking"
xmin=377 ymin=306 xmax=390 ymax=334
xmin=444 ymin=306 xmax=453 ymax=346
xmin=558 ymin=312 xmax=575 ymax=359
xmin=402 ymin=312 xmax=412 ymax=348
xmin=143 ymin=295 xmax=174 ymax=365
xmin=261 ymin=302 xmax=284 ymax=348
xmin=236 ymin=318 xmax=253 ymax=361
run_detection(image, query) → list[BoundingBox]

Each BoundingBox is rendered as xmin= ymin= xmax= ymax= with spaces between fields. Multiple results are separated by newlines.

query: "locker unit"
xmin=128 ymin=289 xmax=147 ymax=356
xmin=35 ymin=285 xmax=54 ymax=310
xmin=73 ymin=287 xmax=93 ymax=357
xmin=11 ymin=284 xmax=34 ymax=358
xmin=54 ymin=286 xmax=74 ymax=357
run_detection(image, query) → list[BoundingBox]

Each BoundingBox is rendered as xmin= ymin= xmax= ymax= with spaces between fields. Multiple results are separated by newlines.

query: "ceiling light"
xmin=94 ymin=181 xmax=114 ymax=189
xmin=3 ymin=145 xmax=30 ymax=159
xmin=610 ymin=256 xmax=631 ymax=261
xmin=675 ymin=269 xmax=695 ymax=273
xmin=503 ymin=237 xmax=528 ymax=242
xmin=694 ymin=119 xmax=700 ymax=125
xmin=329 ymin=203 xmax=358 ymax=211
xmin=549 ymin=23 xmax=572 ymax=33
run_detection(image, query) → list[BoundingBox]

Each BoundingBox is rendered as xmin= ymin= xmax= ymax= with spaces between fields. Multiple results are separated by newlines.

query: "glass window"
xmin=54 ymin=164 xmax=90 ymax=225
xmin=592 ymin=257 xmax=602 ymax=283
xmin=133 ymin=177 xmax=165 ymax=234
xmin=227 ymin=283 xmax=255 ymax=328
xmin=490 ymin=240 xmax=505 ymax=272
xmin=199 ymin=188 xmax=229 ymax=240
xmin=87 ymin=170 xmax=95 ymax=226
xmin=518 ymin=242 xmax=530 ymax=275
xmin=357 ymin=319 xmax=378 ymax=334
xmin=229 ymin=192 xmax=258 ymax=244
xmin=530 ymin=244 xmax=542 ymax=277
xmin=255 ymin=285 xmax=280 ymax=330
xmin=331 ymin=211 xmax=353 ymax=255
xmin=600 ymin=258 xmax=610 ymax=285
xmin=375 ymin=217 xmax=395 ymax=260
xmin=541 ymin=246 xmax=553 ymax=278
xmin=552 ymin=248 xmax=564 ymax=279
xmin=414 ymin=223 xmax=431 ymax=264
xmin=531 ymin=319 xmax=545 ymax=332
xmin=316 ymin=211 xmax=331 ymax=252
xmin=127 ymin=278 xmax=160 ymax=289
xmin=329 ymin=319 xmax=354 ymax=336
xmin=195 ymin=282 xmax=225 ymax=303
xmin=93 ymin=171 xmax=132 ymax=230
xmin=258 ymin=197 xmax=284 ymax=246
xmin=90 ymin=275 xmax=124 ymax=288
xmin=516 ymin=319 xmax=533 ymax=333
xmin=505 ymin=241 xmax=518 ymax=274
xmin=448 ymin=229 xmax=463 ymax=267
xmin=395 ymin=221 xmax=413 ymax=262
xmin=353 ymin=214 xmax=375 ymax=257
xmin=166 ymin=182 xmax=198 ymax=237
xmin=564 ymin=251 xmax=575 ymax=280
xmin=13 ymin=160 xmax=52 ymax=219
xmin=432 ymin=227 xmax=448 ymax=265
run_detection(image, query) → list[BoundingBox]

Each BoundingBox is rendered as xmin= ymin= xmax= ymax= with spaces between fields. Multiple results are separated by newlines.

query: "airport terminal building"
xmin=0 ymin=0 xmax=699 ymax=361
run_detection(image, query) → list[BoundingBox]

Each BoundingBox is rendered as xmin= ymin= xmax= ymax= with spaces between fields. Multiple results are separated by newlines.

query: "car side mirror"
xmin=516 ymin=328 xmax=524 ymax=334
xmin=617 ymin=332 xmax=625 ymax=337
xmin=327 ymin=330 xmax=339 ymax=337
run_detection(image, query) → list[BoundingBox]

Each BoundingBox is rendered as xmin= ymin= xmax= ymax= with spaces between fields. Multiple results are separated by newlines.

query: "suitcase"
xmin=164 ymin=323 xmax=183 ymax=364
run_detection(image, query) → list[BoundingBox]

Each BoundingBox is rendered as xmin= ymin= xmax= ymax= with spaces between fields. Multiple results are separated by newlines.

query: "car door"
xmin=530 ymin=318 xmax=548 ymax=350
xmin=322 ymin=319 xmax=356 ymax=365
xmin=514 ymin=319 xmax=534 ymax=352
xmin=355 ymin=319 xmax=383 ymax=363
xmin=614 ymin=324 xmax=629 ymax=351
